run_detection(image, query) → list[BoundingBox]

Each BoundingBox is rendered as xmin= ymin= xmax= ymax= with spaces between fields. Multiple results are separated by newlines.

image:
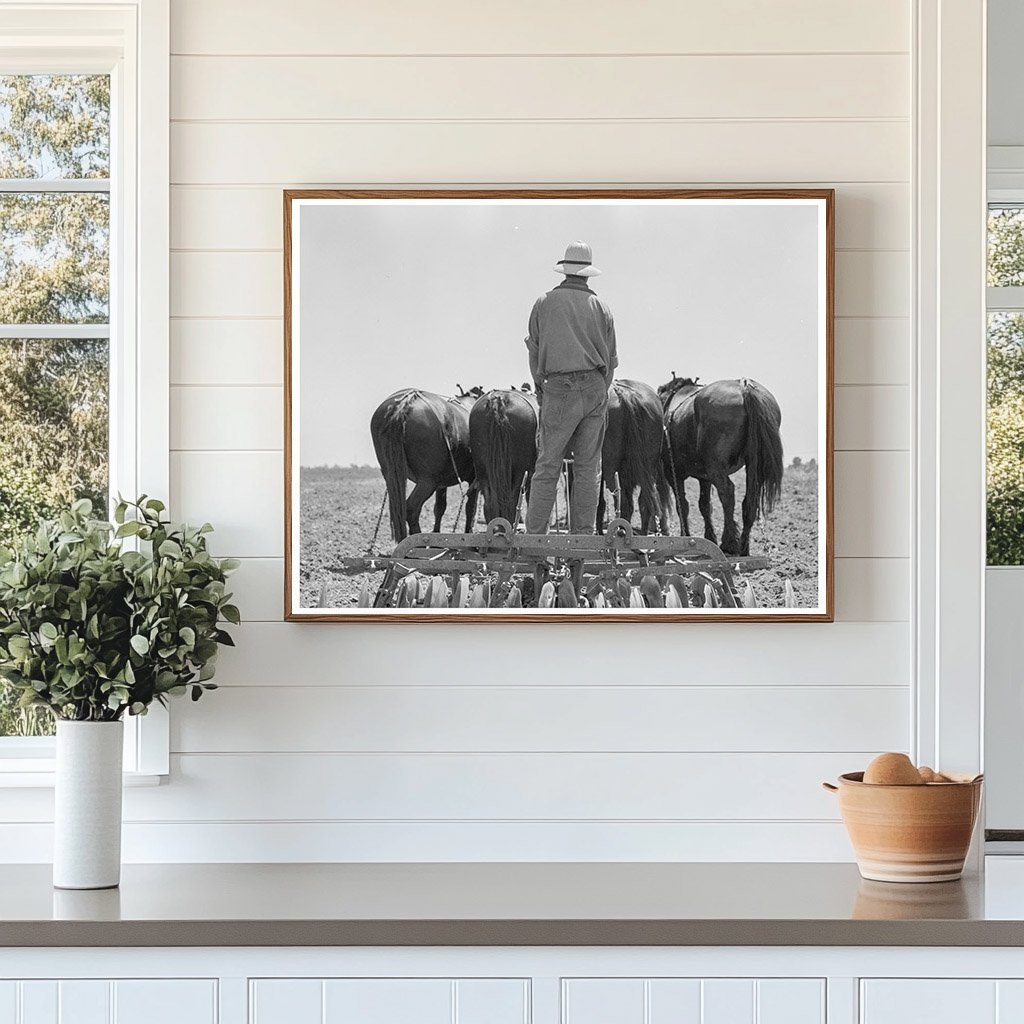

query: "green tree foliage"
xmin=0 ymin=76 xmax=110 ymax=734
xmin=988 ymin=209 xmax=1024 ymax=565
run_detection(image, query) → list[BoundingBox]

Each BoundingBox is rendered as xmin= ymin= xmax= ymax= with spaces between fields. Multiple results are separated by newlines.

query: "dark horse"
xmin=658 ymin=375 xmax=784 ymax=556
xmin=469 ymin=388 xmax=539 ymax=526
xmin=371 ymin=387 xmax=482 ymax=542
xmin=597 ymin=379 xmax=668 ymax=535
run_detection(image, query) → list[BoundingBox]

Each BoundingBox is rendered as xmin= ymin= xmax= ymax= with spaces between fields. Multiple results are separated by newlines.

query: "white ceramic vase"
xmin=53 ymin=720 xmax=124 ymax=890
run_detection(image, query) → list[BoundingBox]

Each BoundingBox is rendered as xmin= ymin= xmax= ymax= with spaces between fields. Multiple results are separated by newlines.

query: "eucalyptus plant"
xmin=0 ymin=497 xmax=239 ymax=722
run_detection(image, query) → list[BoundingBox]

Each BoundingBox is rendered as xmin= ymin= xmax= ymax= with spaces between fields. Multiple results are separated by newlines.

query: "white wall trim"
xmin=0 ymin=0 xmax=170 ymax=778
xmin=914 ymin=0 xmax=987 ymax=780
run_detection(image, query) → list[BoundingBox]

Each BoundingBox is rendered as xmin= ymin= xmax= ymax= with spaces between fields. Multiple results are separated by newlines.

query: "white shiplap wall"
xmin=11 ymin=0 xmax=917 ymax=862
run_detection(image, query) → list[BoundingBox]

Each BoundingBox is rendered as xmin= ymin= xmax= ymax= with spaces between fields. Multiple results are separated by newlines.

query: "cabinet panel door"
xmin=250 ymin=979 xmax=528 ymax=1024
xmin=563 ymin=978 xmax=825 ymax=1024
xmin=701 ymin=980 xmax=754 ymax=1024
xmin=113 ymin=981 xmax=217 ymax=1024
xmin=648 ymin=980 xmax=701 ymax=1023
xmin=58 ymin=982 xmax=110 ymax=1024
xmin=861 ymin=981 xmax=997 ymax=1024
xmin=323 ymin=980 xmax=452 ymax=1024
xmin=455 ymin=980 xmax=529 ymax=1024
xmin=563 ymin=980 xmax=645 ymax=1024
xmin=756 ymin=980 xmax=825 ymax=1024
xmin=250 ymin=980 xmax=323 ymax=1024
xmin=0 ymin=983 xmax=16 ymax=1024
xmin=18 ymin=983 xmax=56 ymax=1024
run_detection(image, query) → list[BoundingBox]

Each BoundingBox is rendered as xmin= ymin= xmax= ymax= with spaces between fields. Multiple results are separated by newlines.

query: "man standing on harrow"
xmin=524 ymin=241 xmax=618 ymax=534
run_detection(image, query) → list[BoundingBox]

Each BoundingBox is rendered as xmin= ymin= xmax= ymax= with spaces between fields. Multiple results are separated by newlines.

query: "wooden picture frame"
xmin=284 ymin=188 xmax=834 ymax=622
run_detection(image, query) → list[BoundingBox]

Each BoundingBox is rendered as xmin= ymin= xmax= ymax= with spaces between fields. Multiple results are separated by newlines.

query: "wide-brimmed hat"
xmin=554 ymin=240 xmax=601 ymax=277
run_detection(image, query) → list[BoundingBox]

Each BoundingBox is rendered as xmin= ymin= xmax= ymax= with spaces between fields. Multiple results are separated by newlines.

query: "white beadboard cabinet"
xmin=5 ymin=947 xmax=1024 ymax=1024
xmin=860 ymin=980 xmax=1024 ymax=1023
xmin=561 ymin=978 xmax=825 ymax=1024
xmin=0 ymin=979 xmax=217 ymax=1024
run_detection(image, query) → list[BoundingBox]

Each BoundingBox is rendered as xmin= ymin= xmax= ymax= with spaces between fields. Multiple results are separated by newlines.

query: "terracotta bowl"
xmin=823 ymin=772 xmax=983 ymax=883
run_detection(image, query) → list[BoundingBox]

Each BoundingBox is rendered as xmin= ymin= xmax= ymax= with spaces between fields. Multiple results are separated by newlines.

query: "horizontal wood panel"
xmin=834 ymin=318 xmax=909 ymax=385
xmin=834 ymin=385 xmax=909 ymax=450
xmin=171 ymin=252 xmax=280 ymax=317
xmin=172 ymin=182 xmax=907 ymax=251
xmin=172 ymin=447 xmax=904 ymax=559
xmin=228 ymin=556 xmax=908 ymax=623
xmin=171 ymin=250 xmax=905 ymax=320
xmin=170 ymin=120 xmax=909 ymax=185
xmin=121 ymin=752 xmax=861 ymax=820
xmin=170 ymin=319 xmax=284 ymax=385
xmin=170 ymin=451 xmax=283 ymax=557
xmin=223 ymin=557 xmax=284 ymax=620
xmin=211 ymin=621 xmax=909 ymax=687
xmin=171 ymin=684 xmax=909 ymax=753
xmin=835 ymin=250 xmax=909 ymax=318
xmin=833 ymin=558 xmax=909 ymax=621
xmin=170 ymin=0 xmax=910 ymax=56
xmin=834 ymin=451 xmax=909 ymax=558
xmin=0 ymin=820 xmax=855 ymax=862
xmin=171 ymin=54 xmax=908 ymax=121
xmin=171 ymin=385 xmax=282 ymax=450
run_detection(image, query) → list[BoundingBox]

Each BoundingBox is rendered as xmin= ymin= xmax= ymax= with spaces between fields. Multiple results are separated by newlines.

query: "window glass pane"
xmin=989 ymin=206 xmax=1024 ymax=288
xmin=988 ymin=312 xmax=1024 ymax=565
xmin=0 ymin=339 xmax=107 ymax=738
xmin=0 ymin=192 xmax=109 ymax=323
xmin=0 ymin=75 xmax=109 ymax=179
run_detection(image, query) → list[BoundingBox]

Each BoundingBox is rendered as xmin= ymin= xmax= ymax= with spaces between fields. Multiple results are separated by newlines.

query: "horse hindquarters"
xmin=740 ymin=380 xmax=784 ymax=555
xmin=371 ymin=400 xmax=411 ymax=543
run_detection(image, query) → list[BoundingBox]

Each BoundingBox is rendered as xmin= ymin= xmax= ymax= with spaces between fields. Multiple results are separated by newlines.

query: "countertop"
xmin=6 ymin=861 xmax=1024 ymax=947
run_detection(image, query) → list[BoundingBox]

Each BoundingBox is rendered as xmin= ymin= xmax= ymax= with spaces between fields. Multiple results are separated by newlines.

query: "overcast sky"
xmin=296 ymin=199 xmax=822 ymax=466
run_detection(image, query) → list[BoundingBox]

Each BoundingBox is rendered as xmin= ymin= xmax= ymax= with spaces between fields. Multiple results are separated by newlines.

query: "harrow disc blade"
xmin=666 ymin=574 xmax=689 ymax=608
xmin=556 ymin=579 xmax=578 ymax=608
xmin=639 ymin=575 xmax=663 ymax=608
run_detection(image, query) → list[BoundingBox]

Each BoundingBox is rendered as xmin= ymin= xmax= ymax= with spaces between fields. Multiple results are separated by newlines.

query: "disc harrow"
xmin=324 ymin=518 xmax=770 ymax=610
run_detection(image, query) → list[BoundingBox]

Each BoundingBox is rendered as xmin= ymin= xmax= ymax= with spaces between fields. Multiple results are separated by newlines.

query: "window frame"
xmin=0 ymin=0 xmax=169 ymax=783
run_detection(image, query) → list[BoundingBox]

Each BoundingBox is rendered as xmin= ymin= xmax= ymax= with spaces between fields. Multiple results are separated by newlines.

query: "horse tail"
xmin=615 ymin=383 xmax=658 ymax=504
xmin=483 ymin=392 xmax=516 ymax=520
xmin=742 ymin=379 xmax=784 ymax=516
xmin=376 ymin=395 xmax=413 ymax=542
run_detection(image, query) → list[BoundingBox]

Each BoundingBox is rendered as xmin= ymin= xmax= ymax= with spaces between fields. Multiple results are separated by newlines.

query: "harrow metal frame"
xmin=326 ymin=518 xmax=771 ymax=614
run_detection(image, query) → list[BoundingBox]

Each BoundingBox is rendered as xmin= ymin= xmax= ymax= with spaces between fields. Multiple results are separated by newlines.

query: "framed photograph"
xmin=285 ymin=189 xmax=833 ymax=622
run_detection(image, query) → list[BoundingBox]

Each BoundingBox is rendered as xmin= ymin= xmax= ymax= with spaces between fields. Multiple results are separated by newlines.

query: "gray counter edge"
xmin=4 ymin=919 xmax=1024 ymax=948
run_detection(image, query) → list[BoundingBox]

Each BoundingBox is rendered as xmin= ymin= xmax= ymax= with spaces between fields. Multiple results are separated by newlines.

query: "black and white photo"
xmin=285 ymin=190 xmax=833 ymax=621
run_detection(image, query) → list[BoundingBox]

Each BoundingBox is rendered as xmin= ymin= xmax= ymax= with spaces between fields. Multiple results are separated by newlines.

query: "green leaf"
xmin=220 ymin=604 xmax=241 ymax=625
xmin=130 ymin=634 xmax=150 ymax=656
xmin=39 ymin=622 xmax=58 ymax=641
xmin=8 ymin=635 xmax=30 ymax=657
xmin=158 ymin=539 xmax=182 ymax=559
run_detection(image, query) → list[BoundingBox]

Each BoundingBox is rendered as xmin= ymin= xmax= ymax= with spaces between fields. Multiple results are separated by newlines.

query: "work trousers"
xmin=525 ymin=368 xmax=608 ymax=534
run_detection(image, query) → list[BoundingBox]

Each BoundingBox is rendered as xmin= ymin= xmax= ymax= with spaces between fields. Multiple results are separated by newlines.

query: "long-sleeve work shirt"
xmin=525 ymin=278 xmax=618 ymax=386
